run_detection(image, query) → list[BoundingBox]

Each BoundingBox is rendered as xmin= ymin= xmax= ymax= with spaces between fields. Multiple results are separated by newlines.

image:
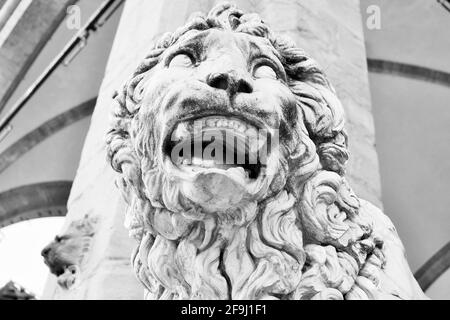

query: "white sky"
xmin=0 ymin=217 xmax=64 ymax=298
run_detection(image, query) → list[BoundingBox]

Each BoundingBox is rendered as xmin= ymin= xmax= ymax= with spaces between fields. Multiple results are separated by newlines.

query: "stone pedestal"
xmin=44 ymin=0 xmax=380 ymax=299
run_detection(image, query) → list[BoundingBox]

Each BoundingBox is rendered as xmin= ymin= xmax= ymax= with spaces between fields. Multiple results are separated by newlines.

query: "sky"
xmin=0 ymin=217 xmax=64 ymax=298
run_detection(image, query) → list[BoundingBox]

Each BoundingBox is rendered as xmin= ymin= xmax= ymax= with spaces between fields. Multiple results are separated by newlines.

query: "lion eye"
xmin=253 ymin=65 xmax=277 ymax=80
xmin=169 ymin=53 xmax=194 ymax=68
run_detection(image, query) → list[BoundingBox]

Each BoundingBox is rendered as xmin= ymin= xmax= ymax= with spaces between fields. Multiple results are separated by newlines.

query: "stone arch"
xmin=415 ymin=241 xmax=450 ymax=291
xmin=368 ymin=59 xmax=450 ymax=87
xmin=0 ymin=181 xmax=71 ymax=228
xmin=0 ymin=98 xmax=96 ymax=174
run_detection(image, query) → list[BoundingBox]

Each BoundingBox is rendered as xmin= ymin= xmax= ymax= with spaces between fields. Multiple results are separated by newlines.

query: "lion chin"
xmin=106 ymin=3 xmax=427 ymax=300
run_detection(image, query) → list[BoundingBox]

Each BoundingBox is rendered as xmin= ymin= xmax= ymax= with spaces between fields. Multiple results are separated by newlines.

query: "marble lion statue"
xmin=41 ymin=215 xmax=96 ymax=290
xmin=106 ymin=3 xmax=426 ymax=300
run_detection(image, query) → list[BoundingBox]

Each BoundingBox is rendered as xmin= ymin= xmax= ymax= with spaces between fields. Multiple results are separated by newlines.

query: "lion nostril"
xmin=41 ymin=247 xmax=50 ymax=257
xmin=237 ymin=79 xmax=253 ymax=94
xmin=207 ymin=72 xmax=253 ymax=95
xmin=207 ymin=73 xmax=229 ymax=91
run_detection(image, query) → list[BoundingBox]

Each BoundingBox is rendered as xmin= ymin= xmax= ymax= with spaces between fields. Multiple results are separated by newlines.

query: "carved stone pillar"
xmin=44 ymin=0 xmax=382 ymax=299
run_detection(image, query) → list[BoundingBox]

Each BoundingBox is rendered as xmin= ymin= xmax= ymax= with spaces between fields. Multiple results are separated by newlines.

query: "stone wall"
xmin=44 ymin=0 xmax=380 ymax=299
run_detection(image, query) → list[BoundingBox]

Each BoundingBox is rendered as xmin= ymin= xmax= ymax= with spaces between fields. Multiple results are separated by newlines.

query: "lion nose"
xmin=207 ymin=72 xmax=253 ymax=95
xmin=41 ymin=246 xmax=51 ymax=257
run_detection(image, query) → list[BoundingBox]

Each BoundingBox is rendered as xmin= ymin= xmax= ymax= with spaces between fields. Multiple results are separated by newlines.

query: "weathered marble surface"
xmin=45 ymin=0 xmax=388 ymax=299
xmin=107 ymin=3 xmax=425 ymax=299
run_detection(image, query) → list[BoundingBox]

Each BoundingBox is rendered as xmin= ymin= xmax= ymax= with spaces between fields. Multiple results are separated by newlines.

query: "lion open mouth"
xmin=164 ymin=116 xmax=270 ymax=180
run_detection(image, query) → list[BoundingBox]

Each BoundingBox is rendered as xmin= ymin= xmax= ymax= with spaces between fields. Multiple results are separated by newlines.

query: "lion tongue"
xmin=182 ymin=168 xmax=249 ymax=212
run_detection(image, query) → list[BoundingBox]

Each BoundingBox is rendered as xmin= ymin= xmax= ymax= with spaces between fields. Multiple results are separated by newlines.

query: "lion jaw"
xmin=157 ymin=114 xmax=285 ymax=213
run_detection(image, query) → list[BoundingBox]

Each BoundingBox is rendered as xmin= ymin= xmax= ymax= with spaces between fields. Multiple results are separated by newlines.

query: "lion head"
xmin=41 ymin=215 xmax=96 ymax=290
xmin=106 ymin=3 xmax=385 ymax=300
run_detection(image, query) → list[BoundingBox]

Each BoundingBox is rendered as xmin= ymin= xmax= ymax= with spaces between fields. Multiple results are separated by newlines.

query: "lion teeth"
xmin=245 ymin=127 xmax=258 ymax=139
xmin=172 ymin=116 xmax=268 ymax=161
xmin=192 ymin=157 xmax=202 ymax=166
xmin=174 ymin=117 xmax=261 ymax=135
xmin=172 ymin=122 xmax=190 ymax=140
xmin=201 ymin=160 xmax=215 ymax=167
xmin=189 ymin=157 xmax=216 ymax=168
xmin=206 ymin=119 xmax=217 ymax=127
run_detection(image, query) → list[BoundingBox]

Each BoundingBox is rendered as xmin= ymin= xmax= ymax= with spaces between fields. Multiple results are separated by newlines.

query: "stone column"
xmin=44 ymin=0 xmax=380 ymax=299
